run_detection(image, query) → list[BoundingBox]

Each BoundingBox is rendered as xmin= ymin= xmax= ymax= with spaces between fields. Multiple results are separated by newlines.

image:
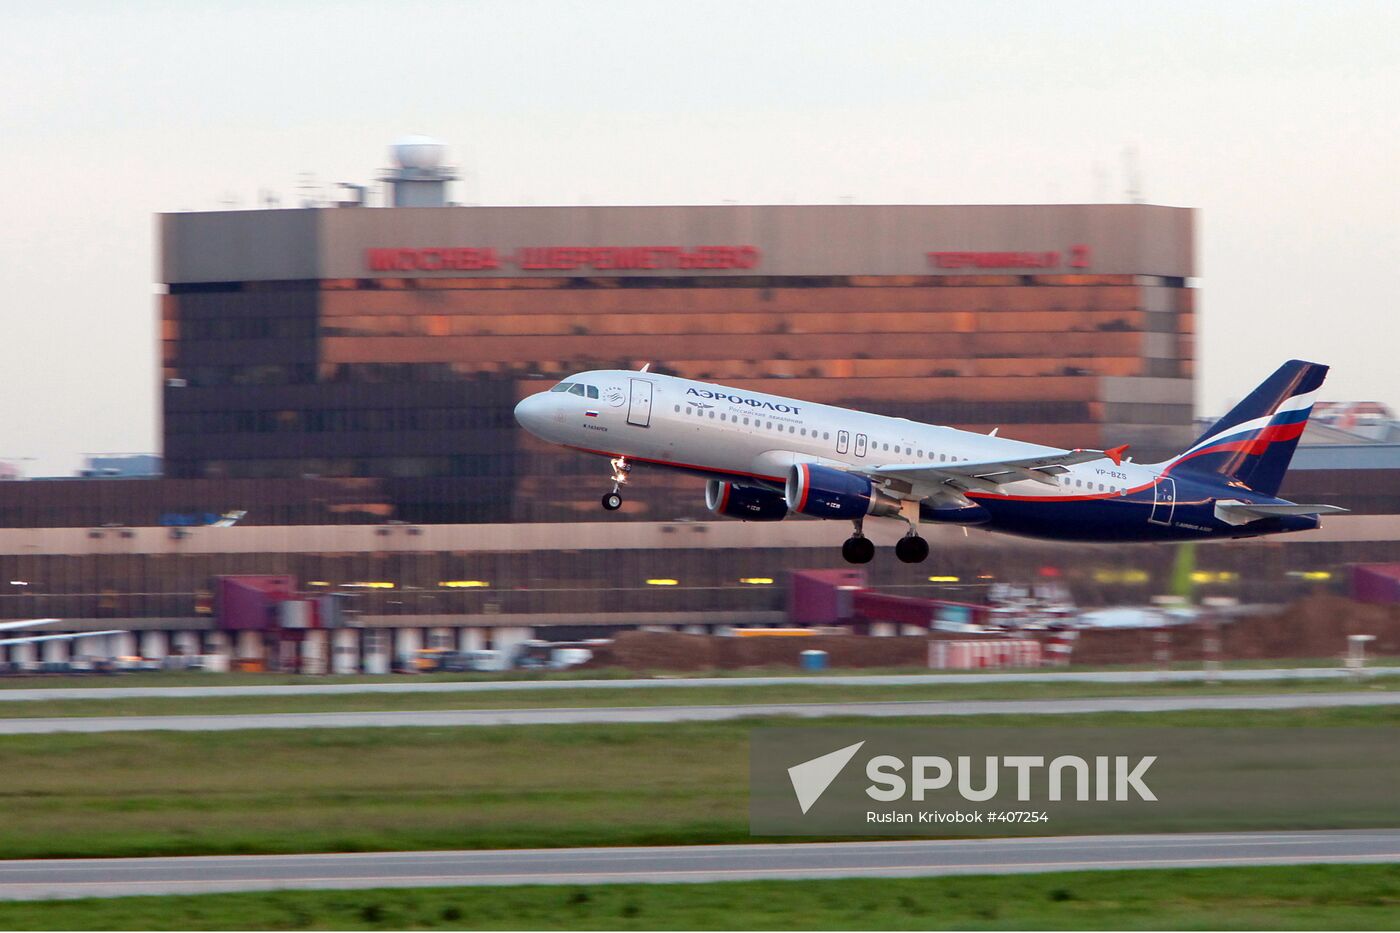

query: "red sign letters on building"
xmin=366 ymin=245 xmax=762 ymax=273
xmin=926 ymin=245 xmax=1093 ymax=270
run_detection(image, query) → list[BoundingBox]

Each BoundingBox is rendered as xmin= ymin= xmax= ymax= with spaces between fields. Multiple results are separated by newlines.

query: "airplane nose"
xmin=514 ymin=393 xmax=550 ymax=433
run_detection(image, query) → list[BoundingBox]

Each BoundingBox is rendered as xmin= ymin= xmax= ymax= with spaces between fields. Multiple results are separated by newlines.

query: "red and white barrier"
xmin=929 ymin=639 xmax=1042 ymax=670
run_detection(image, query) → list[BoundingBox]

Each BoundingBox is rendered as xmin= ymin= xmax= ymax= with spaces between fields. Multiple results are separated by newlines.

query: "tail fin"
xmin=1165 ymin=360 xmax=1327 ymax=497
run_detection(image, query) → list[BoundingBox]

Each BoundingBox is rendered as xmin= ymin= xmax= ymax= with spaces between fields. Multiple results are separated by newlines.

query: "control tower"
xmin=379 ymin=135 xmax=458 ymax=207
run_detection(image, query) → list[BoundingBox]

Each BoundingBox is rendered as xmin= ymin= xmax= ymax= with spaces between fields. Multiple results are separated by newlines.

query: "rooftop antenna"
xmin=1122 ymin=146 xmax=1144 ymax=204
xmin=296 ymin=172 xmax=320 ymax=208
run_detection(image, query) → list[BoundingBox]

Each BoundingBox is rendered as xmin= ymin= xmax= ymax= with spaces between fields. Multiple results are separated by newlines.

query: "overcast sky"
xmin=1 ymin=1 xmax=1396 ymax=475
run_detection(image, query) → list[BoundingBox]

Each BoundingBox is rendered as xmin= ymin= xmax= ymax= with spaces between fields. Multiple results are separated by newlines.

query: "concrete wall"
xmin=0 ymin=515 xmax=1394 ymax=560
xmin=162 ymin=204 xmax=1195 ymax=284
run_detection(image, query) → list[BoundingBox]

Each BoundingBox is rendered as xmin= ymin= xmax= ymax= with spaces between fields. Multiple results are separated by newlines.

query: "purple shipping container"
xmin=217 ymin=575 xmax=297 ymax=631
xmin=1352 ymin=564 xmax=1400 ymax=605
xmin=788 ymin=569 xmax=867 ymax=625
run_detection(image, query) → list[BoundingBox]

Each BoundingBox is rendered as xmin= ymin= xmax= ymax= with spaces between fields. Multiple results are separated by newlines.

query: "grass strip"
xmin=0 ymin=706 xmax=1394 ymax=859
xmin=2 ymin=864 xmax=1399 ymax=930
xmin=1 ymin=676 xmax=1398 ymax=719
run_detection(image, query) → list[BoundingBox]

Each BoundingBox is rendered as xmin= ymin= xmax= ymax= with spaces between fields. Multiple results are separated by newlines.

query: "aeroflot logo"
xmin=687 ymin=388 xmax=801 ymax=414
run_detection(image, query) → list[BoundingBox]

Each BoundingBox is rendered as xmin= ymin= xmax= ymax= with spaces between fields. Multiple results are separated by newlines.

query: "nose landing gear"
xmin=601 ymin=457 xmax=630 ymax=511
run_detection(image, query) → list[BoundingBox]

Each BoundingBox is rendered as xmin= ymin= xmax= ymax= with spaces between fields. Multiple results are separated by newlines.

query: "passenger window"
xmin=709 ymin=411 xmax=716 ymax=418
xmin=673 ymin=405 xmax=679 ymax=412
xmin=744 ymin=417 xmax=750 ymax=425
xmin=823 ymin=432 xmax=829 ymax=440
xmin=586 ymin=385 xmax=599 ymax=399
xmin=686 ymin=407 xmax=693 ymax=415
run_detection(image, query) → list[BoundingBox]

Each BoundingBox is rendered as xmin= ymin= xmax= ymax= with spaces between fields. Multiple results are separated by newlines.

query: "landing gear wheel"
xmin=601 ymin=492 xmax=623 ymax=511
xmin=895 ymin=534 xmax=929 ymax=564
xmin=841 ymin=536 xmax=875 ymax=565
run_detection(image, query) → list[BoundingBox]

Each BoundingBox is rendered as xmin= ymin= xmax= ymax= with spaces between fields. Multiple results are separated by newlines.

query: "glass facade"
xmin=160 ymin=272 xmax=1195 ymax=524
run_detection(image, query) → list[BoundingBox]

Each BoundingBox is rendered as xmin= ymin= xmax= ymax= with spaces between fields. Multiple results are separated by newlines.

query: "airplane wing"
xmin=1214 ymin=500 xmax=1348 ymax=526
xmin=0 ymin=618 xmax=61 ymax=633
xmin=0 ymin=629 xmax=127 ymax=647
xmin=865 ymin=445 xmax=1130 ymax=496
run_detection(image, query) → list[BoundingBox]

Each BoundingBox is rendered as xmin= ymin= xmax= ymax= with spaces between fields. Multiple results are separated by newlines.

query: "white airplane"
xmin=514 ymin=361 xmax=1342 ymax=563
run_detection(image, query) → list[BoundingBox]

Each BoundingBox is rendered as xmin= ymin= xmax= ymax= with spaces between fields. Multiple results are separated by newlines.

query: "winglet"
xmin=1105 ymin=444 xmax=1130 ymax=466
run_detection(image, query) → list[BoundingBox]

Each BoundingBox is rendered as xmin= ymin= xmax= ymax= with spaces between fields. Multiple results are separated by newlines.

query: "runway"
xmin=0 ymin=830 xmax=1396 ymax=900
xmin=0 ymin=667 xmax=1394 ymax=702
xmin=0 ymin=691 xmax=1397 ymax=733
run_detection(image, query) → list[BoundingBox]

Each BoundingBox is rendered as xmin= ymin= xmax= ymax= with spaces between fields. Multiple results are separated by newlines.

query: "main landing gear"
xmin=841 ymin=534 xmax=875 ymax=564
xmin=842 ymin=518 xmax=875 ymax=564
xmin=601 ymin=457 xmax=630 ymax=511
xmin=840 ymin=511 xmax=931 ymax=564
xmin=894 ymin=533 xmax=930 ymax=564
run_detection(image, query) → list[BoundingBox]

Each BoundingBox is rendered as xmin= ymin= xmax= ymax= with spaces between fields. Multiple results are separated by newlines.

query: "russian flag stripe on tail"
xmin=1165 ymin=359 xmax=1327 ymax=497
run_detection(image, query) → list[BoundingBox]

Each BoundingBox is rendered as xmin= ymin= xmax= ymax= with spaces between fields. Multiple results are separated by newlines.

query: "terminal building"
xmin=157 ymin=195 xmax=1196 ymax=525
xmin=0 ymin=140 xmax=1393 ymax=671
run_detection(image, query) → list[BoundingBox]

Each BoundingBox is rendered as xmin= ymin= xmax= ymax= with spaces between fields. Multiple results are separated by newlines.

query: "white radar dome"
xmin=391 ymin=135 xmax=447 ymax=170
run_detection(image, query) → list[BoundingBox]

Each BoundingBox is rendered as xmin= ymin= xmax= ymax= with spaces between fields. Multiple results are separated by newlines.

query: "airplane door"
xmin=854 ymin=433 xmax=868 ymax=457
xmin=627 ymin=379 xmax=653 ymax=427
xmin=1148 ymin=476 xmax=1176 ymax=526
xmin=836 ymin=430 xmax=850 ymax=454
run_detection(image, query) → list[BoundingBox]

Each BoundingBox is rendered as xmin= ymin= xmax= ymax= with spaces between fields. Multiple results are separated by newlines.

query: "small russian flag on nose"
xmin=585 ymin=410 xmax=599 ymax=418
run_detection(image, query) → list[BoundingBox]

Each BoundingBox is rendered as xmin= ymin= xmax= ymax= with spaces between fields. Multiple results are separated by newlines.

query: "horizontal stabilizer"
xmin=1214 ymin=499 xmax=1348 ymax=527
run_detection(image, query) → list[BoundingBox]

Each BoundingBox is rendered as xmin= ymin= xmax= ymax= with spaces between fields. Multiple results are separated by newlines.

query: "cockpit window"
xmin=550 ymin=381 xmax=600 ymax=398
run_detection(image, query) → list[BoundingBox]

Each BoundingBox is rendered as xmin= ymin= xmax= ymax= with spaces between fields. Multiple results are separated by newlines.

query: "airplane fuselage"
xmin=514 ymin=370 xmax=1320 ymax=543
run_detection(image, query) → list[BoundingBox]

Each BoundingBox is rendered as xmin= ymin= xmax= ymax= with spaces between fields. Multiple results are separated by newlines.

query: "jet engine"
xmin=784 ymin=463 xmax=902 ymax=519
xmin=705 ymin=480 xmax=789 ymax=521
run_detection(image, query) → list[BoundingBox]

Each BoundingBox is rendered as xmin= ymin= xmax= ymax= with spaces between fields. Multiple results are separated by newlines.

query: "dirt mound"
xmin=1220 ymin=594 xmax=1400 ymax=660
